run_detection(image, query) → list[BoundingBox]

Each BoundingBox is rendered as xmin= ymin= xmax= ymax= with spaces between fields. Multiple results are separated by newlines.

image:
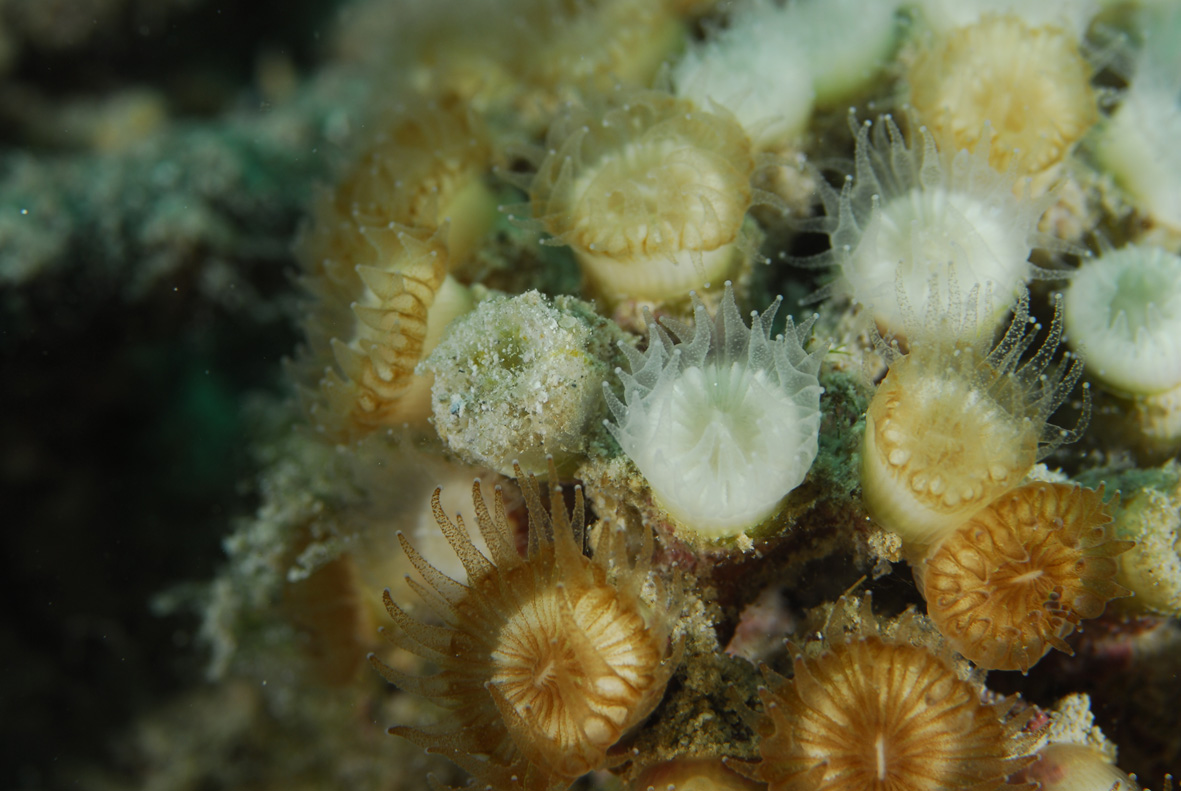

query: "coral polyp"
xmin=907 ymin=14 xmax=1097 ymax=180
xmin=290 ymin=98 xmax=497 ymax=441
xmin=808 ymin=115 xmax=1054 ymax=336
xmin=1063 ymin=243 xmax=1181 ymax=397
xmin=921 ymin=482 xmax=1132 ymax=673
xmin=604 ymin=283 xmax=824 ymax=540
xmin=526 ymin=90 xmax=758 ymax=303
xmin=1015 ymin=743 xmax=1141 ymax=791
xmin=861 ymin=290 xmax=1085 ymax=555
xmin=177 ymin=0 xmax=1181 ymax=786
xmin=369 ymin=467 xmax=682 ymax=791
xmin=751 ymin=602 xmax=1035 ymax=791
xmin=293 ymin=223 xmax=474 ymax=441
xmin=1090 ymin=2 xmax=1181 ymax=236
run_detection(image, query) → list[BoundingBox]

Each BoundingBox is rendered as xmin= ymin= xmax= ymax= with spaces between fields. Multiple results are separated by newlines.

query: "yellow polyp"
xmin=907 ymin=14 xmax=1097 ymax=181
xmin=861 ymin=358 xmax=1037 ymax=556
xmin=528 ymin=89 xmax=756 ymax=305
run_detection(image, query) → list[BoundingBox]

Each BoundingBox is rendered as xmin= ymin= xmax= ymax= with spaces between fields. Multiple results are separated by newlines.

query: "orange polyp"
xmin=752 ymin=619 xmax=1035 ymax=791
xmin=369 ymin=465 xmax=682 ymax=791
xmin=921 ymin=482 xmax=1133 ymax=673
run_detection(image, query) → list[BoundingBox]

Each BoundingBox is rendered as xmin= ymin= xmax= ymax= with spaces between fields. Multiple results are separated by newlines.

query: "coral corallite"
xmin=808 ymin=115 xmax=1054 ymax=337
xmin=861 ymin=291 xmax=1084 ymax=555
xmin=921 ymin=482 xmax=1132 ymax=673
xmin=907 ymin=14 xmax=1097 ymax=180
xmin=604 ymin=283 xmax=825 ymax=540
xmin=753 ymin=637 xmax=1035 ymax=791
xmin=369 ymin=467 xmax=682 ymax=791
xmin=526 ymin=89 xmax=757 ymax=303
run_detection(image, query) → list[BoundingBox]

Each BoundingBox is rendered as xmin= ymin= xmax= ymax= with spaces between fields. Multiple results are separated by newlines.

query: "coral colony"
xmin=208 ymin=0 xmax=1181 ymax=788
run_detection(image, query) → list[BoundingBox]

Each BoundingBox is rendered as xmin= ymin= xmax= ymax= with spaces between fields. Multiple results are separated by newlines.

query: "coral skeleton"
xmin=604 ymin=283 xmax=824 ymax=540
xmin=369 ymin=466 xmax=682 ymax=791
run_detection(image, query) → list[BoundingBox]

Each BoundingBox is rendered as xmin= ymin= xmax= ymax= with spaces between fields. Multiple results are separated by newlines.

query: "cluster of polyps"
xmin=292 ymin=99 xmax=492 ymax=441
xmin=858 ymin=286 xmax=1134 ymax=673
xmin=604 ymin=283 xmax=825 ymax=541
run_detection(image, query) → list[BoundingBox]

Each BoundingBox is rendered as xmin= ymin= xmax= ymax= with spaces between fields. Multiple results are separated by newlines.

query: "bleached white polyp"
xmin=604 ymin=283 xmax=825 ymax=539
xmin=1063 ymin=243 xmax=1181 ymax=396
xmin=807 ymin=115 xmax=1054 ymax=337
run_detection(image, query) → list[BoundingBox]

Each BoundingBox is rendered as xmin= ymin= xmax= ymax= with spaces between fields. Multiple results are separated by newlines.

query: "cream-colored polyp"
xmin=861 ymin=370 xmax=1033 ymax=553
xmin=671 ymin=0 xmax=816 ymax=148
xmin=1092 ymin=3 xmax=1181 ymax=233
xmin=860 ymin=291 xmax=1085 ymax=556
xmin=529 ymin=91 xmax=755 ymax=303
xmin=605 ymin=284 xmax=824 ymax=539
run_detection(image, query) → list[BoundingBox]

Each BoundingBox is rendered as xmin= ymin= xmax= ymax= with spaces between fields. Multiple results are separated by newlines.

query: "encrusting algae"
xmin=198 ymin=0 xmax=1181 ymax=788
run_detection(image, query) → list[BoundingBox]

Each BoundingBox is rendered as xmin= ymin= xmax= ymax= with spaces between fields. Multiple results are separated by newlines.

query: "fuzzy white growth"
xmin=806 ymin=115 xmax=1055 ymax=335
xmin=604 ymin=283 xmax=825 ymax=539
xmin=422 ymin=291 xmax=617 ymax=476
xmin=1064 ymin=244 xmax=1181 ymax=396
xmin=1093 ymin=4 xmax=1181 ymax=232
